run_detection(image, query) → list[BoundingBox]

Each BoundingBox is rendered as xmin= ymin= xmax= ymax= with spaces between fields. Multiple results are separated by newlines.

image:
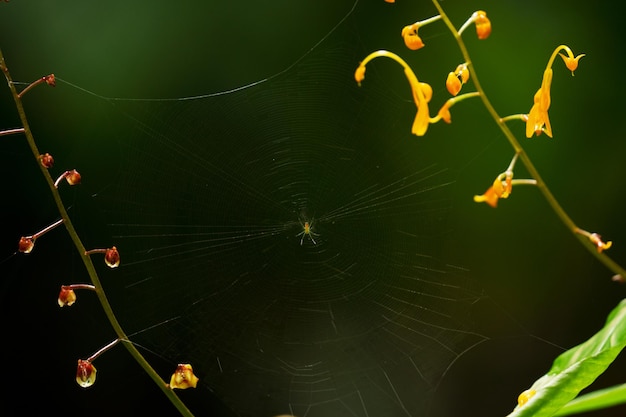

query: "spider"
xmin=296 ymin=220 xmax=319 ymax=245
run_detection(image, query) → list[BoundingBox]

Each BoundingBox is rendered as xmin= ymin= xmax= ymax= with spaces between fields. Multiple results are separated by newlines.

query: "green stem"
xmin=430 ymin=0 xmax=626 ymax=279
xmin=0 ymin=49 xmax=194 ymax=417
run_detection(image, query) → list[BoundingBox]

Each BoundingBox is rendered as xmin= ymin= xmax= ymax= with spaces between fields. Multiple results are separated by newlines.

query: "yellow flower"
xmin=401 ymin=24 xmax=425 ymax=51
xmin=526 ymin=68 xmax=553 ymax=138
xmin=400 ymin=15 xmax=442 ymax=51
xmin=404 ymin=67 xmax=433 ymax=136
xmin=474 ymin=11 xmax=491 ymax=39
xmin=169 ymin=364 xmax=199 ymax=389
xmin=559 ymin=52 xmax=585 ymax=74
xmin=446 ymin=63 xmax=469 ymax=96
xmin=473 ymin=172 xmax=512 ymax=208
xmin=355 ymin=50 xmax=432 ymax=136
xmin=525 ymin=45 xmax=584 ymax=138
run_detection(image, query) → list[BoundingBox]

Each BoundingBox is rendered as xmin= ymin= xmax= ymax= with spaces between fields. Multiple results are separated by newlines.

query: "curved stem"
xmin=430 ymin=0 xmax=626 ymax=279
xmin=0 ymin=49 xmax=194 ymax=417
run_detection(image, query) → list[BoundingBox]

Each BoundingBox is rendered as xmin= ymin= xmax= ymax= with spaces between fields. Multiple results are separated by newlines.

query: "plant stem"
xmin=430 ymin=0 xmax=626 ymax=279
xmin=0 ymin=49 xmax=194 ymax=417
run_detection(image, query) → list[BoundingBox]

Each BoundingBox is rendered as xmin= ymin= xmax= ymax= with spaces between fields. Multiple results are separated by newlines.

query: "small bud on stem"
xmin=85 ymin=246 xmax=120 ymax=268
xmin=58 ymin=284 xmax=96 ymax=307
xmin=17 ymin=74 xmax=55 ymax=98
xmin=76 ymin=339 xmax=120 ymax=388
xmin=18 ymin=218 xmax=64 ymax=253
xmin=54 ymin=169 xmax=81 ymax=188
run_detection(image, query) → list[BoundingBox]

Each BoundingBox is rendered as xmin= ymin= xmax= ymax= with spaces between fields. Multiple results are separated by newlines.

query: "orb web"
xmin=62 ymin=3 xmax=488 ymax=416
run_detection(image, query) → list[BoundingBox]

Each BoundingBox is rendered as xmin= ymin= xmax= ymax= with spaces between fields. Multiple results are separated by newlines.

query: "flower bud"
xmin=76 ymin=359 xmax=97 ymax=388
xmin=446 ymin=72 xmax=462 ymax=96
xmin=474 ymin=10 xmax=491 ymax=40
xmin=169 ymin=364 xmax=199 ymax=389
xmin=18 ymin=236 xmax=34 ymax=253
xmin=401 ymin=24 xmax=425 ymax=51
xmin=58 ymin=286 xmax=77 ymax=307
xmin=40 ymin=153 xmax=54 ymax=169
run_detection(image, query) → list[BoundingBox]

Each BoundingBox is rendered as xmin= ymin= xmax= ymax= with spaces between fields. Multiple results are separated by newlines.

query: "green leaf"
xmin=505 ymin=299 xmax=626 ymax=417
xmin=554 ymin=383 xmax=626 ymax=416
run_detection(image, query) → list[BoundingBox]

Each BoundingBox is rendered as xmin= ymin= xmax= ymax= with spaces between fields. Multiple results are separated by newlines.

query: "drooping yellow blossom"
xmin=473 ymin=172 xmax=512 ymax=208
xmin=474 ymin=154 xmax=537 ymax=207
xmin=559 ymin=51 xmax=585 ymax=75
xmin=446 ymin=63 xmax=470 ymax=96
xmin=458 ymin=10 xmax=492 ymax=40
xmin=402 ymin=24 xmax=424 ymax=51
xmin=474 ymin=11 xmax=491 ymax=39
xmin=355 ymin=50 xmax=433 ymax=136
xmin=526 ymin=45 xmax=584 ymax=138
xmin=400 ymin=15 xmax=442 ymax=51
xmin=526 ymin=68 xmax=553 ymax=138
xmin=405 ymin=67 xmax=433 ymax=136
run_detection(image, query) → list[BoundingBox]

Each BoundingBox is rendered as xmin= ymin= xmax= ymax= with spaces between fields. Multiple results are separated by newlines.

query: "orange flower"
xmin=446 ymin=72 xmax=461 ymax=96
xmin=404 ymin=67 xmax=433 ymax=136
xmin=473 ymin=172 xmax=512 ymax=208
xmin=559 ymin=52 xmax=585 ymax=75
xmin=169 ymin=364 xmax=199 ymax=389
xmin=355 ymin=50 xmax=433 ymax=136
xmin=525 ymin=45 xmax=584 ymax=138
xmin=401 ymin=24 xmax=424 ymax=51
xmin=474 ymin=11 xmax=491 ymax=39
xmin=446 ymin=63 xmax=469 ymax=96
xmin=526 ymin=68 xmax=553 ymax=138
xmin=400 ymin=15 xmax=442 ymax=51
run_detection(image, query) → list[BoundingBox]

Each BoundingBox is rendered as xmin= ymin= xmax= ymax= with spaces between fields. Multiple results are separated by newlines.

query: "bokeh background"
xmin=1 ymin=1 xmax=626 ymax=416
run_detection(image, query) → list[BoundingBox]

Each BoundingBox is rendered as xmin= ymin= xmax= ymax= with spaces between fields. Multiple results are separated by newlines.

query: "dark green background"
xmin=2 ymin=1 xmax=626 ymax=416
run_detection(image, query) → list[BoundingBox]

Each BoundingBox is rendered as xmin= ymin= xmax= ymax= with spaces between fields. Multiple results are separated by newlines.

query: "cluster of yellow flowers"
xmin=355 ymin=4 xmax=611 ymax=257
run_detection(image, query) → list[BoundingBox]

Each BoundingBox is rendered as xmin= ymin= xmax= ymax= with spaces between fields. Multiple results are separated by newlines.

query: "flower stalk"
xmin=17 ymin=74 xmax=55 ymax=98
xmin=0 ymin=48 xmax=194 ymax=416
xmin=0 ymin=127 xmax=24 ymax=137
xmin=430 ymin=0 xmax=626 ymax=278
xmin=18 ymin=218 xmax=64 ymax=253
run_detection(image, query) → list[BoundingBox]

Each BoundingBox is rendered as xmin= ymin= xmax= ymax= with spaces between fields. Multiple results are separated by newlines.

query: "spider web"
xmin=9 ymin=1 xmax=490 ymax=416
